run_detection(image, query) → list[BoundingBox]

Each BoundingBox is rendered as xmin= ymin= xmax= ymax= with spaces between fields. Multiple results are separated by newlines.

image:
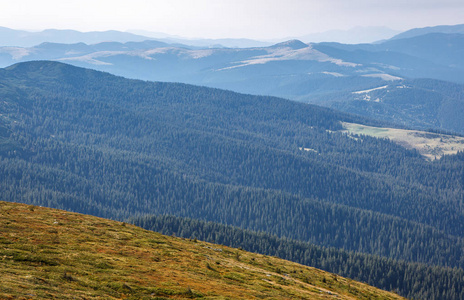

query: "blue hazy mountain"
xmin=130 ymin=26 xmax=399 ymax=47
xmin=3 ymin=36 xmax=457 ymax=85
xmin=127 ymin=29 xmax=273 ymax=48
xmin=390 ymin=23 xmax=464 ymax=40
xmin=0 ymin=27 xmax=156 ymax=47
xmin=316 ymin=32 xmax=464 ymax=72
xmin=300 ymin=26 xmax=400 ymax=44
xmin=0 ymin=26 xmax=272 ymax=49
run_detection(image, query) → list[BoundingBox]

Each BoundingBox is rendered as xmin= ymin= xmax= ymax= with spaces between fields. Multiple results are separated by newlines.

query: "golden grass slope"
xmin=0 ymin=201 xmax=404 ymax=299
xmin=342 ymin=122 xmax=464 ymax=160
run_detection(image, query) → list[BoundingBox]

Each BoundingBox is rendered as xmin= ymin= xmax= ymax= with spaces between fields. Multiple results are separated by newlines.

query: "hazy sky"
xmin=2 ymin=0 xmax=463 ymax=39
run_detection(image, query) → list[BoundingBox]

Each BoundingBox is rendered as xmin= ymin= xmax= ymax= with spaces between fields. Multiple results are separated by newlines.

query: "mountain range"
xmin=1 ymin=60 xmax=464 ymax=299
xmin=1 ymin=25 xmax=463 ymax=134
xmin=299 ymin=26 xmax=400 ymax=44
xmin=0 ymin=27 xmax=152 ymax=47
xmin=0 ymin=26 xmax=271 ymax=49
xmin=0 ymin=26 xmax=402 ymax=48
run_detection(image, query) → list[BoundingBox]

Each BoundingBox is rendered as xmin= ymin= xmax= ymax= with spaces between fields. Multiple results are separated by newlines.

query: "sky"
xmin=2 ymin=0 xmax=464 ymax=39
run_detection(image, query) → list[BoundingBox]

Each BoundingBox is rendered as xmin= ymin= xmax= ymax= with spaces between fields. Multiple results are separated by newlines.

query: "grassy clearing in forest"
xmin=342 ymin=122 xmax=464 ymax=160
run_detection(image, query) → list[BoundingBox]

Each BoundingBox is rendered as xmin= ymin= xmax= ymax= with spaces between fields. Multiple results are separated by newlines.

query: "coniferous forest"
xmin=1 ymin=61 xmax=464 ymax=299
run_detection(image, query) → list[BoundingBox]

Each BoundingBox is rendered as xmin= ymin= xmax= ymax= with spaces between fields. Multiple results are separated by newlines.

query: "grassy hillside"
xmin=0 ymin=201 xmax=404 ymax=300
xmin=132 ymin=214 xmax=464 ymax=300
xmin=342 ymin=122 xmax=464 ymax=160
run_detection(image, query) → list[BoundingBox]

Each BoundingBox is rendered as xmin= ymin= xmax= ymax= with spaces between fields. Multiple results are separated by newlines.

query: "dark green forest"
xmin=1 ymin=61 xmax=464 ymax=299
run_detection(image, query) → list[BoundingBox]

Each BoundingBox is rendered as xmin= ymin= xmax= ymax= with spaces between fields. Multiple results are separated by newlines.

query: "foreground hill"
xmin=1 ymin=61 xmax=464 ymax=298
xmin=0 ymin=201 xmax=404 ymax=300
xmin=132 ymin=214 xmax=464 ymax=300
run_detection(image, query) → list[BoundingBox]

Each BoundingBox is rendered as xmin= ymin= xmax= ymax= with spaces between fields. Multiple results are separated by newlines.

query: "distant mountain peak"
xmin=271 ymin=39 xmax=309 ymax=50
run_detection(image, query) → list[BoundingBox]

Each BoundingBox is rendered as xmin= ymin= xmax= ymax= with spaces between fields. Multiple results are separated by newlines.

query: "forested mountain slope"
xmin=311 ymin=78 xmax=464 ymax=134
xmin=1 ymin=61 xmax=464 ymax=298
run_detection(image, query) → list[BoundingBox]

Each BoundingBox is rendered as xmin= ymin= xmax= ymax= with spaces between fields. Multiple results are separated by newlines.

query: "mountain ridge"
xmin=301 ymin=26 xmax=400 ymax=44
xmin=0 ymin=27 xmax=155 ymax=47
xmin=0 ymin=26 xmax=272 ymax=49
xmin=390 ymin=23 xmax=464 ymax=40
